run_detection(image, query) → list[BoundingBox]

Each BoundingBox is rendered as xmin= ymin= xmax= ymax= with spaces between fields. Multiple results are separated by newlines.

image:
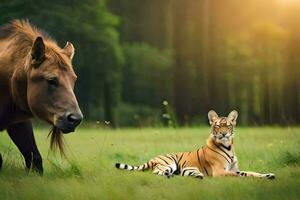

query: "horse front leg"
xmin=7 ymin=121 xmax=43 ymax=175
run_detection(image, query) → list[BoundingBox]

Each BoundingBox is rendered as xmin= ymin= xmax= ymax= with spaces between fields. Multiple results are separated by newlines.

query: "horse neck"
xmin=11 ymin=66 xmax=30 ymax=112
xmin=1 ymin=39 xmax=31 ymax=112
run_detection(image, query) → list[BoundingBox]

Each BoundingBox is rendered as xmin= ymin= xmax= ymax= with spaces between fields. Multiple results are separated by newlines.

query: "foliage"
xmin=117 ymin=103 xmax=161 ymax=127
xmin=1 ymin=0 xmax=300 ymax=126
xmin=122 ymin=43 xmax=173 ymax=107
xmin=0 ymin=0 xmax=124 ymax=126
xmin=110 ymin=0 xmax=300 ymax=126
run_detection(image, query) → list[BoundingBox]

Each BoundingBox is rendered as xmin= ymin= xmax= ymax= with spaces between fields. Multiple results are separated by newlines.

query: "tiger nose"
xmin=221 ymin=132 xmax=227 ymax=137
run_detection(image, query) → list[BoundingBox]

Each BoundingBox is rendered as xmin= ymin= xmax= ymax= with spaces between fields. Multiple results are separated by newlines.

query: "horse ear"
xmin=31 ymin=37 xmax=45 ymax=66
xmin=63 ymin=41 xmax=75 ymax=59
xmin=227 ymin=110 xmax=238 ymax=125
xmin=208 ymin=110 xmax=218 ymax=125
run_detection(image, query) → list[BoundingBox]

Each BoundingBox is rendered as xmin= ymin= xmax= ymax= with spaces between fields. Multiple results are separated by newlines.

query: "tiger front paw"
xmin=195 ymin=174 xmax=204 ymax=179
xmin=164 ymin=170 xmax=174 ymax=178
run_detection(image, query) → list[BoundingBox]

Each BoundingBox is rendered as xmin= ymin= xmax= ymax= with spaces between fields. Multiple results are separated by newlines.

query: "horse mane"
xmin=0 ymin=19 xmax=50 ymax=39
xmin=0 ymin=19 xmax=70 ymax=69
xmin=0 ymin=19 xmax=65 ymax=155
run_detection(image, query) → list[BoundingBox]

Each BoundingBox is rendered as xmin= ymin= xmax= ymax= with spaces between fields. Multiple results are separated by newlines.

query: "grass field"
xmin=0 ymin=126 xmax=300 ymax=200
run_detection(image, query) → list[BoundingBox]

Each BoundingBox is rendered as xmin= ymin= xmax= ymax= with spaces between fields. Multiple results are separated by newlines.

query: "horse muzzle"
xmin=55 ymin=111 xmax=83 ymax=133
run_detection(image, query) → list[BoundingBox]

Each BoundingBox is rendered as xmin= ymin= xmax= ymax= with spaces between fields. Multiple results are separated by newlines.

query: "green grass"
xmin=0 ymin=127 xmax=300 ymax=200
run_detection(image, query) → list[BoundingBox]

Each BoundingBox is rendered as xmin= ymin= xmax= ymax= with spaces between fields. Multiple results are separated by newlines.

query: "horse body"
xmin=0 ymin=20 xmax=83 ymax=174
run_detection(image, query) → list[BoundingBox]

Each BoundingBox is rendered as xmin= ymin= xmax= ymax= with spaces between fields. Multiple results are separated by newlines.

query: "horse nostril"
xmin=66 ymin=113 xmax=82 ymax=125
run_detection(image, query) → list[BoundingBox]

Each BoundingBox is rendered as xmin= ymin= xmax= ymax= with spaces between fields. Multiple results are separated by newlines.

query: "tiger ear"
xmin=208 ymin=110 xmax=218 ymax=125
xmin=227 ymin=110 xmax=238 ymax=125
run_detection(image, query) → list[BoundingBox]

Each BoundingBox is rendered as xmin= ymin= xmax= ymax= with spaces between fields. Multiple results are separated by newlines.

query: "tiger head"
xmin=208 ymin=110 xmax=238 ymax=148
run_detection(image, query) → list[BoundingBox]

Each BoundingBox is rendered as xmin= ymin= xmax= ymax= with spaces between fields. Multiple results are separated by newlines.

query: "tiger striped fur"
xmin=115 ymin=110 xmax=275 ymax=179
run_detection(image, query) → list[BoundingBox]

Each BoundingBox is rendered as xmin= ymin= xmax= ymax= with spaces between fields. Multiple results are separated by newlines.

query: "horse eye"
xmin=47 ymin=77 xmax=59 ymax=87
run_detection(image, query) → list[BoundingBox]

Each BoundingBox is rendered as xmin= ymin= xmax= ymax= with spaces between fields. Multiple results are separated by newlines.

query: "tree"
xmin=0 ymin=0 xmax=124 ymax=126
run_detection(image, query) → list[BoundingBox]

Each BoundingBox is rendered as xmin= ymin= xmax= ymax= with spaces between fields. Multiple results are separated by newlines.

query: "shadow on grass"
xmin=46 ymin=159 xmax=83 ymax=178
xmin=281 ymin=151 xmax=300 ymax=166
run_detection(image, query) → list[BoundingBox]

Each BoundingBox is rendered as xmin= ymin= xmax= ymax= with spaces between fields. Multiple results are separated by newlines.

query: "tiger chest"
xmin=224 ymin=155 xmax=238 ymax=172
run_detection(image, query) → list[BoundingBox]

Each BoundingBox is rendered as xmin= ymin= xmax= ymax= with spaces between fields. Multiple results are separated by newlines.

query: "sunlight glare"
xmin=278 ymin=0 xmax=300 ymax=5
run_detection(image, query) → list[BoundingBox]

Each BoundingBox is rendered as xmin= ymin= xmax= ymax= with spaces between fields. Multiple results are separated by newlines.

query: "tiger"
xmin=115 ymin=110 xmax=275 ymax=179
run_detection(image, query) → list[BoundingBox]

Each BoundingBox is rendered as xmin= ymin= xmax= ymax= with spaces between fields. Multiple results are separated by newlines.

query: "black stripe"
xmin=212 ymin=141 xmax=233 ymax=162
xmin=156 ymin=165 xmax=164 ymax=172
xmin=221 ymin=144 xmax=231 ymax=151
xmin=152 ymin=162 xmax=157 ymax=169
xmin=182 ymin=160 xmax=187 ymax=168
xmin=165 ymin=155 xmax=177 ymax=173
xmin=196 ymin=149 xmax=201 ymax=166
xmin=182 ymin=168 xmax=189 ymax=175
xmin=175 ymin=154 xmax=178 ymax=160
xmin=168 ymin=154 xmax=178 ymax=164
xmin=158 ymin=156 xmax=170 ymax=165
xmin=203 ymin=166 xmax=208 ymax=175
xmin=165 ymin=154 xmax=176 ymax=163
xmin=172 ymin=154 xmax=180 ymax=175
xmin=207 ymin=146 xmax=231 ymax=164
xmin=196 ymin=149 xmax=206 ymax=174
xmin=188 ymin=171 xmax=194 ymax=176
xmin=178 ymin=153 xmax=184 ymax=164
xmin=202 ymin=147 xmax=211 ymax=175
xmin=124 ymin=164 xmax=128 ymax=169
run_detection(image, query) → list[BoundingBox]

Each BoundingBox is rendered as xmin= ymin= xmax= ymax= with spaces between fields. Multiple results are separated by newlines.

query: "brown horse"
xmin=0 ymin=20 xmax=83 ymax=174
